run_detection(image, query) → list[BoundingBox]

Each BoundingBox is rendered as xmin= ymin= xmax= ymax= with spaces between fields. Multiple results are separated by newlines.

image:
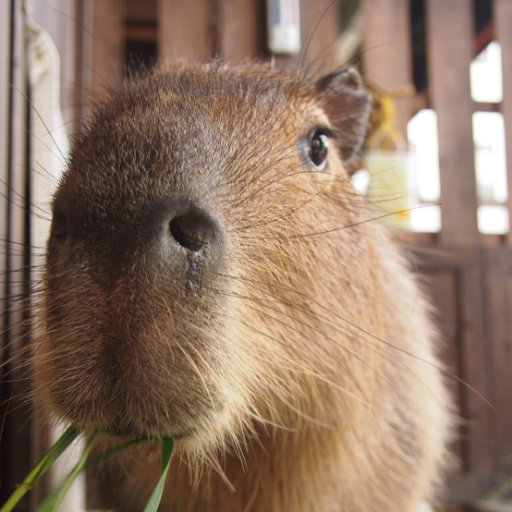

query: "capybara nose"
xmin=169 ymin=206 xmax=221 ymax=252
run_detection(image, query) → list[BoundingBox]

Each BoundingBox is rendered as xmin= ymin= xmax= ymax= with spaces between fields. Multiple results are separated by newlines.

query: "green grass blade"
xmin=36 ymin=431 xmax=99 ymax=512
xmin=0 ymin=425 xmax=80 ymax=512
xmin=143 ymin=437 xmax=174 ymax=512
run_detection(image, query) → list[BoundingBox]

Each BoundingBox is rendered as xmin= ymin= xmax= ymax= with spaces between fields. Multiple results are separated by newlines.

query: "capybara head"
xmin=35 ymin=63 xmax=449 ymax=511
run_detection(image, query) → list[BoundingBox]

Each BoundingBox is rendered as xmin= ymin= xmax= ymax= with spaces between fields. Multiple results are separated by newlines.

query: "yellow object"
xmin=365 ymin=150 xmax=411 ymax=229
xmin=363 ymin=83 xmax=412 ymax=229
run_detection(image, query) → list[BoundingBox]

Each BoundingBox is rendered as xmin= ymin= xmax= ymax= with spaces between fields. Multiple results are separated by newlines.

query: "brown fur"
xmin=34 ymin=62 xmax=450 ymax=511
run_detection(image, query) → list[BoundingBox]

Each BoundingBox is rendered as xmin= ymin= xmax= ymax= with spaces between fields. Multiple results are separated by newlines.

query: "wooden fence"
xmin=1 ymin=0 xmax=512 ymax=509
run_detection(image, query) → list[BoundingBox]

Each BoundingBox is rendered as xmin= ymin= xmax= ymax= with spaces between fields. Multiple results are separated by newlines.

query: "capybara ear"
xmin=315 ymin=68 xmax=371 ymax=170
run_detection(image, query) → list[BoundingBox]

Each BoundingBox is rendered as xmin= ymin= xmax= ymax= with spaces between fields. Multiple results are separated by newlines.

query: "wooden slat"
xmin=81 ymin=0 xmax=124 ymax=104
xmin=452 ymin=249 xmax=492 ymax=498
xmin=73 ymin=0 xmax=88 ymax=129
xmin=424 ymin=269 xmax=464 ymax=474
xmin=158 ymin=0 xmax=214 ymax=63
xmin=361 ymin=0 xmax=413 ymax=140
xmin=494 ymin=0 xmax=512 ymax=245
xmin=483 ymin=248 xmax=512 ymax=475
xmin=217 ymin=0 xmax=265 ymax=61
xmin=300 ymin=0 xmax=340 ymax=76
xmin=426 ymin=0 xmax=479 ymax=245
xmin=414 ymin=248 xmax=492 ymax=501
xmin=0 ymin=0 xmax=12 ymax=505
xmin=274 ymin=0 xmax=340 ymax=76
xmin=0 ymin=1 xmax=33 ymax=510
xmin=0 ymin=0 xmax=10 ymax=289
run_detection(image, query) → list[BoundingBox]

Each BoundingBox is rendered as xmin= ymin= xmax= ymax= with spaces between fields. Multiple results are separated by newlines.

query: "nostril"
xmin=169 ymin=209 xmax=219 ymax=252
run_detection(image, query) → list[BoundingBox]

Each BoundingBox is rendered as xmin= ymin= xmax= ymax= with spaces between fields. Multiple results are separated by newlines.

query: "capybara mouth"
xmin=85 ymin=402 xmax=209 ymax=441
xmin=103 ymin=421 xmax=194 ymax=440
xmin=95 ymin=401 xmax=219 ymax=442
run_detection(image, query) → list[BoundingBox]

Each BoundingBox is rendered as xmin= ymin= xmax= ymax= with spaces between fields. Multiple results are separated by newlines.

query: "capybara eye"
xmin=307 ymin=129 xmax=329 ymax=170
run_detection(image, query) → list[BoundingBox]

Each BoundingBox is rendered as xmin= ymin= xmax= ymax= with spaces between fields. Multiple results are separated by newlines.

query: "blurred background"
xmin=1 ymin=0 xmax=511 ymax=510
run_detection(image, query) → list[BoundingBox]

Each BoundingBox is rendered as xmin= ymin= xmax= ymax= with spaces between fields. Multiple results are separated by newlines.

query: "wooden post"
xmin=298 ymin=0 xmax=340 ymax=75
xmin=426 ymin=0 xmax=479 ymax=246
xmin=361 ymin=0 xmax=413 ymax=140
xmin=0 ymin=0 xmax=12 ymax=504
xmin=0 ymin=1 xmax=33 ymax=509
xmin=158 ymin=0 xmax=214 ymax=62
xmin=217 ymin=0 xmax=266 ymax=61
xmin=415 ymin=248 xmax=492 ymax=501
xmin=0 ymin=0 xmax=10 ymax=304
xmin=273 ymin=0 xmax=340 ymax=76
xmin=490 ymin=0 xmax=512 ymax=479
xmin=494 ymin=0 xmax=512 ymax=246
xmin=81 ymin=0 xmax=125 ymax=104
xmin=483 ymin=247 xmax=512 ymax=477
